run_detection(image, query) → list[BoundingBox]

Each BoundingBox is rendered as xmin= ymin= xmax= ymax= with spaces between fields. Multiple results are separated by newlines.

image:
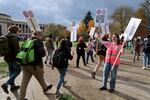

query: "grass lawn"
xmin=0 ymin=62 xmax=8 ymax=79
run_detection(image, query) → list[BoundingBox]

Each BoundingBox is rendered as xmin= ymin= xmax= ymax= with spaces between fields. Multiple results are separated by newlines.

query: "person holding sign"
xmin=98 ymin=34 xmax=124 ymax=93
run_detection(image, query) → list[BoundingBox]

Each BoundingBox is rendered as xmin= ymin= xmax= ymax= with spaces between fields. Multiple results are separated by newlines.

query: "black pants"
xmin=76 ymin=53 xmax=86 ymax=67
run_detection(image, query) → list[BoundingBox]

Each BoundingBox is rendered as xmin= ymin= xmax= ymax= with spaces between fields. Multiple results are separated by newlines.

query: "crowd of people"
xmin=0 ymin=25 xmax=150 ymax=100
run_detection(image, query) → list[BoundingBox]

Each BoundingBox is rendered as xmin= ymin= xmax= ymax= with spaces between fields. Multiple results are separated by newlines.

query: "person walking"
xmin=54 ymin=39 xmax=73 ymax=97
xmin=86 ymin=38 xmax=94 ymax=64
xmin=91 ymin=34 xmax=108 ymax=79
xmin=133 ymin=38 xmax=141 ymax=62
xmin=99 ymin=34 xmax=125 ymax=93
xmin=142 ymin=35 xmax=150 ymax=70
xmin=45 ymin=34 xmax=54 ymax=65
xmin=76 ymin=36 xmax=87 ymax=68
xmin=1 ymin=25 xmax=21 ymax=94
xmin=19 ymin=31 xmax=53 ymax=100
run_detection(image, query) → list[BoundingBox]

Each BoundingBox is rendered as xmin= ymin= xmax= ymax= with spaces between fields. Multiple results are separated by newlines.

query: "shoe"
xmin=55 ymin=90 xmax=62 ymax=98
xmin=99 ymin=87 xmax=107 ymax=91
xmin=44 ymin=61 xmax=47 ymax=64
xmin=1 ymin=84 xmax=9 ymax=94
xmin=10 ymin=85 xmax=20 ymax=91
xmin=142 ymin=66 xmax=146 ymax=70
xmin=91 ymin=72 xmax=96 ymax=79
xmin=43 ymin=84 xmax=53 ymax=94
xmin=24 ymin=98 xmax=28 ymax=100
xmin=49 ymin=62 xmax=52 ymax=65
xmin=63 ymin=80 xmax=67 ymax=87
xmin=109 ymin=89 xmax=115 ymax=93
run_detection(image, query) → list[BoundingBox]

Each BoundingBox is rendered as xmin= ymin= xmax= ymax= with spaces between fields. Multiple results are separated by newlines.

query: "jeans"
xmin=143 ymin=52 xmax=150 ymax=67
xmin=86 ymin=51 xmax=94 ymax=63
xmin=102 ymin=63 xmax=118 ymax=90
xmin=45 ymin=49 xmax=53 ymax=63
xmin=56 ymin=68 xmax=67 ymax=91
xmin=133 ymin=50 xmax=140 ymax=62
xmin=6 ymin=61 xmax=21 ymax=87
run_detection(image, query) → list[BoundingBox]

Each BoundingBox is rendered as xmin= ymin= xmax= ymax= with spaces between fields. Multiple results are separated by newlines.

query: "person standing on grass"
xmin=45 ymin=34 xmax=54 ymax=65
xmin=1 ymin=25 xmax=21 ymax=94
xmin=91 ymin=34 xmax=108 ymax=79
xmin=99 ymin=34 xmax=125 ymax=93
xmin=19 ymin=31 xmax=53 ymax=100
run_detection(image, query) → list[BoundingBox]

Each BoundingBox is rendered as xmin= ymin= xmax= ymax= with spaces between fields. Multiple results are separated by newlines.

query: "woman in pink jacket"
xmin=99 ymin=34 xmax=124 ymax=93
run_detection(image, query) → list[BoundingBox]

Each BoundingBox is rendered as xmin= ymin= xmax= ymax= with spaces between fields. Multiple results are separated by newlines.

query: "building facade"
xmin=0 ymin=13 xmax=46 ymax=39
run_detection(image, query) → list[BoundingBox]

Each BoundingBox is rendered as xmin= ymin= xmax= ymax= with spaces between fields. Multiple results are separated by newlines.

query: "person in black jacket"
xmin=76 ymin=36 xmax=87 ymax=68
xmin=19 ymin=31 xmax=53 ymax=100
xmin=55 ymin=39 xmax=73 ymax=97
xmin=1 ymin=25 xmax=21 ymax=94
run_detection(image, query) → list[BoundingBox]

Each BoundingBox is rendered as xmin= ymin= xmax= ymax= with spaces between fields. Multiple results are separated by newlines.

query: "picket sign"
xmin=23 ymin=10 xmax=41 ymax=32
xmin=89 ymin=27 xmax=96 ymax=38
xmin=111 ymin=17 xmax=142 ymax=70
xmin=70 ymin=25 xmax=78 ymax=42
xmin=95 ymin=8 xmax=107 ymax=26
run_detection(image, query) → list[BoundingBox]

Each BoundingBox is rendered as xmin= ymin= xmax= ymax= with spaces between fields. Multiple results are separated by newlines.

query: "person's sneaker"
xmin=142 ymin=66 xmax=146 ymax=70
xmin=24 ymin=98 xmax=28 ymax=100
xmin=109 ymin=89 xmax=115 ymax=93
xmin=44 ymin=61 xmax=47 ymax=64
xmin=55 ymin=90 xmax=62 ymax=98
xmin=91 ymin=72 xmax=96 ymax=79
xmin=10 ymin=85 xmax=20 ymax=91
xmin=43 ymin=84 xmax=53 ymax=94
xmin=1 ymin=84 xmax=9 ymax=94
xmin=63 ymin=80 xmax=67 ymax=87
xmin=99 ymin=87 xmax=107 ymax=91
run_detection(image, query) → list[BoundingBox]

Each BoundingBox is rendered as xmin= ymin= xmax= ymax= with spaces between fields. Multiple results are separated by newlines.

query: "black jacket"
xmin=4 ymin=32 xmax=20 ymax=62
xmin=58 ymin=46 xmax=73 ymax=68
xmin=32 ymin=37 xmax=46 ymax=67
xmin=76 ymin=42 xmax=87 ymax=55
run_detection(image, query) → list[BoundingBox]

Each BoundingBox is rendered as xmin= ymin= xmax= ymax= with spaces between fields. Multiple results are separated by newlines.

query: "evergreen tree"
xmin=83 ymin=11 xmax=93 ymax=29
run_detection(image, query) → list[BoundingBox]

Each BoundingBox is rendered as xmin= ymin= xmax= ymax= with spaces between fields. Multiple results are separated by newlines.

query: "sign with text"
xmin=89 ymin=27 xmax=96 ymax=37
xmin=123 ymin=18 xmax=142 ymax=41
xmin=71 ymin=25 xmax=78 ymax=42
xmin=95 ymin=8 xmax=107 ymax=26
xmin=23 ymin=11 xmax=41 ymax=32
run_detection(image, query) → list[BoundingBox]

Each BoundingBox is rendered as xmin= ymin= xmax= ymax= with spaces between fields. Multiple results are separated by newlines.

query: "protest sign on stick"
xmin=23 ymin=10 xmax=41 ymax=32
xmin=89 ymin=27 xmax=96 ymax=38
xmin=70 ymin=25 xmax=78 ymax=42
xmin=111 ymin=17 xmax=142 ymax=70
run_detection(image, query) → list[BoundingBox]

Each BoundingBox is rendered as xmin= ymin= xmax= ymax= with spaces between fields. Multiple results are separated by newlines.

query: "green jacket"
xmin=4 ymin=32 xmax=20 ymax=62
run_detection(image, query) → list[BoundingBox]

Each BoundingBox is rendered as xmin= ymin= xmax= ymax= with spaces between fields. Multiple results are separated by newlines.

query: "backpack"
xmin=16 ymin=39 xmax=35 ymax=65
xmin=144 ymin=40 xmax=150 ymax=53
xmin=96 ymin=43 xmax=107 ymax=56
xmin=0 ymin=35 xmax=12 ymax=56
xmin=52 ymin=48 xmax=67 ymax=68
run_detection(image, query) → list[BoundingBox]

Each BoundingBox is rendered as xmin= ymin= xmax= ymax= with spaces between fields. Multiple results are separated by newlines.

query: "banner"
xmin=23 ymin=10 xmax=41 ymax=32
xmin=89 ymin=27 xmax=96 ymax=37
xmin=95 ymin=8 xmax=107 ymax=26
xmin=123 ymin=18 xmax=142 ymax=41
xmin=70 ymin=25 xmax=78 ymax=42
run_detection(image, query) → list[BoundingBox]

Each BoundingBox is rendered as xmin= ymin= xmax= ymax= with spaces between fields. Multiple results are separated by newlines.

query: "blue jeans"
xmin=143 ymin=52 xmax=150 ymax=67
xmin=102 ymin=63 xmax=118 ymax=90
xmin=6 ymin=61 xmax=21 ymax=87
xmin=56 ymin=68 xmax=67 ymax=91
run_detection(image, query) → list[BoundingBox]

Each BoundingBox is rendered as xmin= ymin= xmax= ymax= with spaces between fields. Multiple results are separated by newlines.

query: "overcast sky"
xmin=0 ymin=0 xmax=144 ymax=27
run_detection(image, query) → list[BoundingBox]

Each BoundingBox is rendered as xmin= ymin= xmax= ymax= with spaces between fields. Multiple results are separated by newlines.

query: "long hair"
xmin=114 ymin=34 xmax=120 ymax=45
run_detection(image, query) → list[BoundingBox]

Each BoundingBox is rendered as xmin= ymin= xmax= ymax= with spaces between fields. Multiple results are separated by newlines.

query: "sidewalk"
xmin=0 ymin=51 xmax=150 ymax=100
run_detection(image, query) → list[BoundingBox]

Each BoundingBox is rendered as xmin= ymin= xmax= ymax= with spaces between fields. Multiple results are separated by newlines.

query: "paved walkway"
xmin=0 ymin=50 xmax=150 ymax=100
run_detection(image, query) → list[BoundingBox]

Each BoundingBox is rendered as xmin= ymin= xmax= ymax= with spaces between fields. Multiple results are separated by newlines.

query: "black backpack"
xmin=96 ymin=43 xmax=107 ymax=56
xmin=0 ymin=35 xmax=12 ymax=56
xmin=144 ymin=40 xmax=150 ymax=53
xmin=52 ymin=48 xmax=67 ymax=68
